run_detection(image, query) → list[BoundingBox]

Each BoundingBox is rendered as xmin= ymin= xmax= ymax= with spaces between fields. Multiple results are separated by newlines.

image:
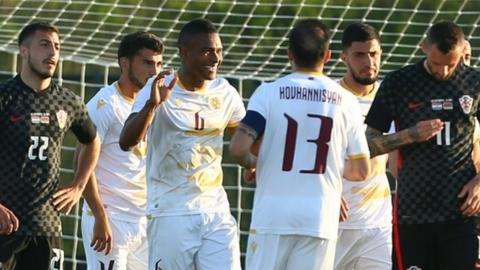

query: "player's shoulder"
xmin=87 ymin=83 xmax=118 ymax=112
xmin=209 ymin=76 xmax=235 ymax=91
xmin=52 ymin=81 xmax=83 ymax=103
xmin=385 ymin=61 xmax=419 ymax=81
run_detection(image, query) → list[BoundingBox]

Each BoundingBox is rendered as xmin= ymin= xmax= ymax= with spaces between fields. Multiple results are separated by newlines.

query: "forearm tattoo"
xmin=366 ymin=127 xmax=410 ymax=158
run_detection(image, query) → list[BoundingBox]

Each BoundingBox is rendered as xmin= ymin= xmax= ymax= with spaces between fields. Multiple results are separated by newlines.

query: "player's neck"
xmin=117 ymin=76 xmax=139 ymax=99
xmin=177 ymin=68 xmax=207 ymax=92
xmin=20 ymin=68 xmax=52 ymax=92
xmin=294 ymin=65 xmax=324 ymax=76
xmin=341 ymin=76 xmax=375 ymax=97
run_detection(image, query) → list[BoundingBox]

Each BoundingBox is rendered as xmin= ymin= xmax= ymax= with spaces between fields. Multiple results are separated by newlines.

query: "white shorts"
xmin=81 ymin=212 xmax=148 ymax=270
xmin=148 ymin=211 xmax=241 ymax=270
xmin=334 ymin=226 xmax=392 ymax=270
xmin=246 ymin=233 xmax=336 ymax=270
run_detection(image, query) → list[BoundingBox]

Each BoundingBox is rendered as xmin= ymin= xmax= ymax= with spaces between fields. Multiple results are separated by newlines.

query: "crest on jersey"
xmin=459 ymin=95 xmax=473 ymax=114
xmin=96 ymin=99 xmax=106 ymax=109
xmin=56 ymin=110 xmax=68 ymax=129
xmin=406 ymin=267 xmax=422 ymax=270
xmin=209 ymin=96 xmax=221 ymax=110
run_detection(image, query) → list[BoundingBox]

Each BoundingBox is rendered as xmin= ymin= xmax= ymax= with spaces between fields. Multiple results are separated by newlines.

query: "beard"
xmin=28 ymin=53 xmax=54 ymax=79
xmin=128 ymin=63 xmax=147 ymax=89
xmin=351 ymin=70 xmax=378 ymax=85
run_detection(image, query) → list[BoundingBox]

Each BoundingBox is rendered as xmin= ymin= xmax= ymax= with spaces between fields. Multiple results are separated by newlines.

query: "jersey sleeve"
xmin=70 ymin=95 xmax=97 ymax=144
xmin=241 ymin=83 xmax=269 ymax=134
xmin=345 ymin=97 xmax=370 ymax=160
xmin=86 ymin=96 xmax=114 ymax=143
xmin=365 ymin=75 xmax=396 ymax=132
xmin=227 ymin=86 xmax=246 ymax=128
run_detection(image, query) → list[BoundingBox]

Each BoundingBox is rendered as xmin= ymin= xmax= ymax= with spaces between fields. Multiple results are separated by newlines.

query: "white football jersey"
xmin=84 ymin=82 xmax=147 ymax=222
xmin=338 ymin=79 xmax=392 ymax=229
xmin=132 ymin=74 xmax=246 ymax=216
xmin=248 ymin=72 xmax=370 ymax=240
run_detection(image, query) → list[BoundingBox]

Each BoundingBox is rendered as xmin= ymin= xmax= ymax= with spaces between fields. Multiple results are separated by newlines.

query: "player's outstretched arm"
xmin=119 ymin=71 xmax=176 ymax=151
xmin=229 ymin=123 xmax=258 ymax=169
xmin=0 ymin=203 xmax=19 ymax=235
xmin=366 ymin=119 xmax=444 ymax=157
xmin=53 ymin=134 xmax=101 ymax=214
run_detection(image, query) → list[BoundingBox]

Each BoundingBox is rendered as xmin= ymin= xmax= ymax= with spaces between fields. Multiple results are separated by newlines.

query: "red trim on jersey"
xmin=393 ymin=192 xmax=404 ymax=270
xmin=393 ymin=118 xmax=404 ymax=270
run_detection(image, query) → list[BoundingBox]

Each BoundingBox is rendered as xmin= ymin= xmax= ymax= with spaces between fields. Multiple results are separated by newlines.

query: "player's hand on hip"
xmin=458 ymin=174 xmax=480 ymax=216
xmin=410 ymin=119 xmax=444 ymax=142
xmin=243 ymin=168 xmax=256 ymax=184
xmin=339 ymin=196 xmax=349 ymax=222
xmin=0 ymin=203 xmax=19 ymax=235
xmin=149 ymin=69 xmax=177 ymax=107
xmin=91 ymin=214 xmax=112 ymax=255
xmin=52 ymin=184 xmax=83 ymax=214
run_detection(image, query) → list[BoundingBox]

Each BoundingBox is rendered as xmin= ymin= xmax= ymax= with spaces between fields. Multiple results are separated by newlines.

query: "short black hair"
xmin=425 ymin=21 xmax=464 ymax=54
xmin=118 ymin=31 xmax=164 ymax=60
xmin=288 ymin=19 xmax=330 ymax=68
xmin=177 ymin=18 xmax=218 ymax=48
xmin=342 ymin=23 xmax=380 ymax=50
xmin=18 ymin=22 xmax=59 ymax=46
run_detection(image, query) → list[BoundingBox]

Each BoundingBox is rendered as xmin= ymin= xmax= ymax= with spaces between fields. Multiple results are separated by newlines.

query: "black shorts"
xmin=393 ymin=220 xmax=477 ymax=270
xmin=0 ymin=234 xmax=63 ymax=270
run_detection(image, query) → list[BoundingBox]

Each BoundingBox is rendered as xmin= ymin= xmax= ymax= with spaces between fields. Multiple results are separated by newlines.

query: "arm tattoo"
xmin=366 ymin=126 xmax=412 ymax=158
xmin=237 ymin=124 xmax=258 ymax=141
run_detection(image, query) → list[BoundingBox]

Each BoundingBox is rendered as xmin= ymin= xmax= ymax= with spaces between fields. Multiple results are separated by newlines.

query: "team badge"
xmin=96 ymin=99 xmax=106 ymax=109
xmin=175 ymin=98 xmax=183 ymax=107
xmin=459 ymin=95 xmax=473 ymax=114
xmin=406 ymin=266 xmax=422 ymax=270
xmin=56 ymin=110 xmax=68 ymax=129
xmin=251 ymin=241 xmax=258 ymax=254
xmin=209 ymin=96 xmax=221 ymax=110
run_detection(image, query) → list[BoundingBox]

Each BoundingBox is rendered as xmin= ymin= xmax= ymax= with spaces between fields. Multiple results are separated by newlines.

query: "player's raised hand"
xmin=409 ymin=119 xmax=444 ymax=142
xmin=149 ymin=68 xmax=177 ymax=107
xmin=458 ymin=174 xmax=480 ymax=216
xmin=52 ymin=184 xmax=83 ymax=214
xmin=0 ymin=203 xmax=19 ymax=235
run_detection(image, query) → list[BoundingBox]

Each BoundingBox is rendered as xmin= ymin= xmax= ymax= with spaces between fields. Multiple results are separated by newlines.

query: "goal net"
xmin=0 ymin=0 xmax=478 ymax=269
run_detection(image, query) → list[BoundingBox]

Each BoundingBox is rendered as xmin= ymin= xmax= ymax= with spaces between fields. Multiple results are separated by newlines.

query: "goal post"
xmin=0 ymin=1 xmax=478 ymax=269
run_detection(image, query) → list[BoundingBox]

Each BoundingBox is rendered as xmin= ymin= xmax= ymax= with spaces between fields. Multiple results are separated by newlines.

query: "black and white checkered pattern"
xmin=366 ymin=60 xmax=480 ymax=224
xmin=0 ymin=75 xmax=95 ymax=236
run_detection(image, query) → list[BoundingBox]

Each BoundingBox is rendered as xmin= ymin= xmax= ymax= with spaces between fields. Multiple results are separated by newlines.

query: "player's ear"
xmin=324 ymin=49 xmax=331 ymax=64
xmin=118 ymin=57 xmax=129 ymax=72
xmin=19 ymin=43 xmax=29 ymax=59
xmin=421 ymin=40 xmax=429 ymax=54
xmin=340 ymin=50 xmax=347 ymax=62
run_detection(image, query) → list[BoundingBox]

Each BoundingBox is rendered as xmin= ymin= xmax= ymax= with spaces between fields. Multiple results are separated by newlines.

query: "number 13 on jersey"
xmin=282 ymin=113 xmax=333 ymax=174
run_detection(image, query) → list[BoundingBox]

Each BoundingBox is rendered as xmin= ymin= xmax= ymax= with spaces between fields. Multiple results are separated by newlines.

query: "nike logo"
xmin=10 ymin=115 xmax=25 ymax=123
xmin=407 ymin=102 xmax=424 ymax=109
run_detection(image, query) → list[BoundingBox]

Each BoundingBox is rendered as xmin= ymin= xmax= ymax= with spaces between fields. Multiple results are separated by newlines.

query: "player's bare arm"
xmin=343 ymin=156 xmax=371 ymax=181
xmin=0 ymin=203 xmax=19 ymax=235
xmin=229 ymin=123 xmax=258 ymax=169
xmin=366 ymin=119 xmax=444 ymax=157
xmin=73 ymin=144 xmax=112 ymax=255
xmin=53 ymin=134 xmax=101 ymax=214
xmin=119 ymin=70 xmax=176 ymax=151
